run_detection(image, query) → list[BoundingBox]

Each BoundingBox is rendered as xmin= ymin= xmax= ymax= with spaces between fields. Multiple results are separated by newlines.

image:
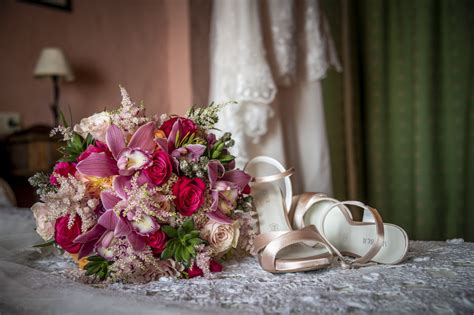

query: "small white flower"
xmin=31 ymin=202 xmax=55 ymax=241
xmin=73 ymin=111 xmax=111 ymax=142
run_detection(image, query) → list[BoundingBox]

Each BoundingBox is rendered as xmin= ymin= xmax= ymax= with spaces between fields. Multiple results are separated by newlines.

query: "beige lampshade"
xmin=33 ymin=48 xmax=74 ymax=81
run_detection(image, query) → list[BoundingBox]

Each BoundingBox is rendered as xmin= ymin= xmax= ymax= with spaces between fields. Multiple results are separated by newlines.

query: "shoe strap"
xmin=321 ymin=201 xmax=385 ymax=268
xmin=291 ymin=193 xmax=352 ymax=230
xmin=245 ymin=156 xmax=294 ymax=214
xmin=255 ymin=225 xmax=333 ymax=272
xmin=251 ymin=167 xmax=295 ymax=184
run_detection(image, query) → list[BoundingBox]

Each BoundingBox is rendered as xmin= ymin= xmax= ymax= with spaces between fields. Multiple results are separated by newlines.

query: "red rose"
xmin=54 ymin=215 xmax=82 ymax=254
xmin=187 ymin=264 xmax=204 ymax=278
xmin=143 ymin=151 xmax=173 ymax=186
xmin=209 ymin=260 xmax=223 ymax=272
xmin=172 ymin=176 xmax=206 ymax=216
xmin=77 ymin=141 xmax=112 ymax=162
xmin=242 ymin=184 xmax=251 ymax=195
xmin=187 ymin=260 xmax=223 ymax=278
xmin=49 ymin=162 xmax=77 ymax=186
xmin=159 ymin=117 xmax=197 ymax=137
xmin=147 ymin=230 xmax=168 ymax=255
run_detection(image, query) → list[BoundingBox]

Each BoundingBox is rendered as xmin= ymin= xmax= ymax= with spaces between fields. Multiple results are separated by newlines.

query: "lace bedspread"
xmin=1 ymin=208 xmax=473 ymax=314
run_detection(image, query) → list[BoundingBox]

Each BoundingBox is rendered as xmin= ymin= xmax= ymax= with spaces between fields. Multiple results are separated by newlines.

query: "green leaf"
xmin=167 ymin=239 xmax=178 ymax=253
xmin=181 ymin=270 xmax=189 ymax=279
xmin=188 ymin=133 xmax=195 ymax=144
xmin=182 ymin=247 xmax=191 ymax=262
xmin=85 ymin=133 xmax=95 ymax=146
xmin=182 ymin=233 xmax=193 ymax=242
xmin=84 ymin=261 xmax=98 ymax=269
xmin=161 ymin=245 xmax=174 ymax=260
xmin=86 ymin=264 xmax=101 ymax=276
xmin=182 ymin=218 xmax=194 ymax=232
xmin=177 ymin=226 xmax=185 ymax=239
xmin=174 ymin=246 xmax=183 ymax=262
xmin=87 ymin=255 xmax=105 ymax=262
xmin=188 ymin=238 xmax=204 ymax=246
xmin=211 ymin=150 xmax=221 ymax=159
xmin=71 ymin=133 xmax=82 ymax=145
xmin=32 ymin=239 xmax=55 ymax=248
xmin=161 ymin=225 xmax=178 ymax=238
xmin=58 ymin=110 xmax=68 ymax=128
xmin=98 ymin=270 xmax=106 ymax=280
xmin=219 ymin=154 xmax=235 ymax=163
xmin=188 ymin=246 xmax=196 ymax=257
xmin=175 ymin=130 xmax=181 ymax=147
xmin=189 ymin=230 xmax=200 ymax=238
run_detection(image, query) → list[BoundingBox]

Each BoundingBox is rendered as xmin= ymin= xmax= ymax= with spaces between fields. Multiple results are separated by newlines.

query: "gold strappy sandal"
xmin=245 ymin=156 xmax=334 ymax=273
xmin=290 ymin=193 xmax=409 ymax=266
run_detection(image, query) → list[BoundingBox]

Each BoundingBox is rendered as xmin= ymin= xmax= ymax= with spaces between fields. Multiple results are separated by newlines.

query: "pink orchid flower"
xmin=207 ymin=160 xmax=251 ymax=224
xmin=76 ymin=121 xmax=156 ymax=180
xmin=74 ymin=180 xmax=160 ymax=258
xmin=155 ymin=117 xmax=206 ymax=164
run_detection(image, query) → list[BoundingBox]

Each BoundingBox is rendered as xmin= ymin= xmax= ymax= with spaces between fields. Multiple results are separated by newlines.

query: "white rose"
xmin=73 ymin=112 xmax=111 ymax=142
xmin=200 ymin=219 xmax=240 ymax=255
xmin=31 ymin=202 xmax=54 ymax=241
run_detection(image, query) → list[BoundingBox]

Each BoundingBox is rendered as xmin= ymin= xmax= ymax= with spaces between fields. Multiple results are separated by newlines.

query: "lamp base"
xmin=51 ymin=75 xmax=60 ymax=126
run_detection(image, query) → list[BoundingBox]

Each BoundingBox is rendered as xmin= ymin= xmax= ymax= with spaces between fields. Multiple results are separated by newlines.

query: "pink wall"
xmin=165 ymin=0 xmax=193 ymax=115
xmin=0 ymin=0 xmax=193 ymax=127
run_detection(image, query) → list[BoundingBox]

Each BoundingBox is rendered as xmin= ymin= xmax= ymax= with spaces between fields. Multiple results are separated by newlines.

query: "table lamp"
xmin=33 ymin=48 xmax=74 ymax=126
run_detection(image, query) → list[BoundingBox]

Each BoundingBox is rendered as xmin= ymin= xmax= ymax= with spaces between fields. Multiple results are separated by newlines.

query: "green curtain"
xmin=322 ymin=0 xmax=474 ymax=241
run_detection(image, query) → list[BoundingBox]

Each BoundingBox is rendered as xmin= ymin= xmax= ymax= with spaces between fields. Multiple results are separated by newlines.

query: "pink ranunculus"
xmin=159 ymin=117 xmax=197 ymax=137
xmin=172 ymin=177 xmax=206 ymax=216
xmin=54 ymin=215 xmax=83 ymax=254
xmin=50 ymin=162 xmax=77 ymax=186
xmin=143 ymin=150 xmax=173 ymax=186
xmin=146 ymin=230 xmax=168 ymax=255
xmin=77 ymin=141 xmax=112 ymax=162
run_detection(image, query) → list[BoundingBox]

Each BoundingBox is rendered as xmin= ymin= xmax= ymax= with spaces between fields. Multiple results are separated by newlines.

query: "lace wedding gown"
xmin=209 ymin=0 xmax=341 ymax=194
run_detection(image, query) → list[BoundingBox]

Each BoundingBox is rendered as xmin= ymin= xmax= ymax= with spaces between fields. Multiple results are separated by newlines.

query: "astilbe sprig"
xmin=109 ymin=86 xmax=150 ymax=134
xmin=115 ymin=173 xmax=177 ymax=222
xmin=195 ymin=245 xmax=213 ymax=277
xmin=40 ymin=174 xmax=98 ymax=232
xmin=234 ymin=210 xmax=258 ymax=256
xmin=49 ymin=125 xmax=73 ymax=141
xmin=106 ymin=237 xmax=181 ymax=283
xmin=185 ymin=101 xmax=234 ymax=130
xmin=28 ymin=172 xmax=57 ymax=196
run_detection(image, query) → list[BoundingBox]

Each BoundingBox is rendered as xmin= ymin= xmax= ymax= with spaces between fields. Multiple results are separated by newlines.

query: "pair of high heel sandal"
xmin=244 ymin=156 xmax=409 ymax=273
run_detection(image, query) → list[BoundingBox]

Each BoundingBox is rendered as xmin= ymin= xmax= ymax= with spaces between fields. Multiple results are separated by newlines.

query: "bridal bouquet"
xmin=29 ymin=87 xmax=255 ymax=283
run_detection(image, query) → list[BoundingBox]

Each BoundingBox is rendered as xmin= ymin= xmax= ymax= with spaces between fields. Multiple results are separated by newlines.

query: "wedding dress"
xmin=209 ymin=0 xmax=341 ymax=195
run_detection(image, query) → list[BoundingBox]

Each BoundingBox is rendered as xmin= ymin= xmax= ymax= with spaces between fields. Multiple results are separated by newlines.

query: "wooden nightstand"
xmin=1 ymin=125 xmax=61 ymax=207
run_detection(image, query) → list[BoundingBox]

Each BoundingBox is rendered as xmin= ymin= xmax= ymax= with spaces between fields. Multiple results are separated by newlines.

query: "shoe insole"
xmin=304 ymin=200 xmax=408 ymax=264
xmin=253 ymin=183 xmax=329 ymax=260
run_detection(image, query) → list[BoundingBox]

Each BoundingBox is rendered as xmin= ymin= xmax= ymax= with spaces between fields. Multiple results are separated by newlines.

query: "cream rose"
xmin=200 ymin=219 xmax=240 ymax=255
xmin=73 ymin=111 xmax=111 ymax=142
xmin=31 ymin=202 xmax=54 ymax=241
